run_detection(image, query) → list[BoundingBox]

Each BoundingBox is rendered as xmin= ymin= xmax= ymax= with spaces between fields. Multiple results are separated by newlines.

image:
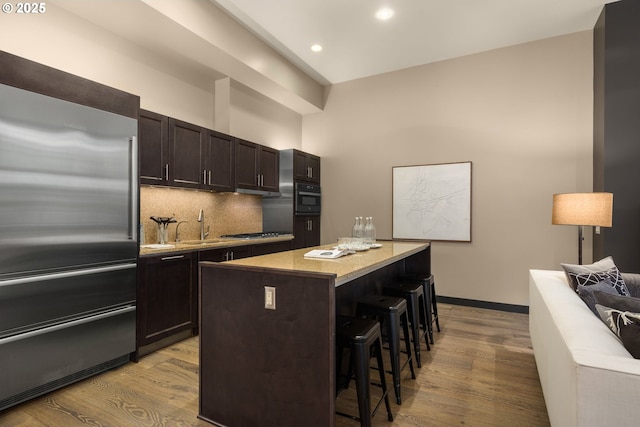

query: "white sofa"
xmin=529 ymin=269 xmax=640 ymax=427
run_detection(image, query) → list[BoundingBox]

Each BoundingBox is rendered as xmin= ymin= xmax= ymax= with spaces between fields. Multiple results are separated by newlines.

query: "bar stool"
xmin=382 ymin=281 xmax=430 ymax=368
xmin=400 ymin=273 xmax=441 ymax=344
xmin=427 ymin=274 xmax=441 ymax=337
xmin=336 ymin=316 xmax=394 ymax=426
xmin=356 ymin=294 xmax=416 ymax=405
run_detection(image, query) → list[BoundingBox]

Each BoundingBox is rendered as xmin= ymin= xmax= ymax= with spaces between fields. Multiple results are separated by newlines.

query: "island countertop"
xmin=198 ymin=240 xmax=431 ymax=426
xmin=223 ymin=240 xmax=429 ymax=286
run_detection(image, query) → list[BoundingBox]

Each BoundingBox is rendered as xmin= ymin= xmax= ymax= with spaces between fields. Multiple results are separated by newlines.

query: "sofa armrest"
xmin=530 ymin=269 xmax=640 ymax=427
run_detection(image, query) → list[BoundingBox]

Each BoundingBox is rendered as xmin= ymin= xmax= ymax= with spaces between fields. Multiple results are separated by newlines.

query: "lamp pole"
xmin=578 ymin=225 xmax=583 ymax=265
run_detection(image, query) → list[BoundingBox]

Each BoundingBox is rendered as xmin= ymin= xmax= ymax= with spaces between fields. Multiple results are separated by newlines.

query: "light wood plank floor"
xmin=0 ymin=304 xmax=549 ymax=426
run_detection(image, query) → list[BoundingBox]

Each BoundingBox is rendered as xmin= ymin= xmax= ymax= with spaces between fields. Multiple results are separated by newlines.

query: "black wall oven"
xmin=295 ymin=182 xmax=321 ymax=215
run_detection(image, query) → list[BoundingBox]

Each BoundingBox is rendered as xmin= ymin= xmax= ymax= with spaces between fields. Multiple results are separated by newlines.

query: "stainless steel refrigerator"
xmin=0 ymin=83 xmax=138 ymax=411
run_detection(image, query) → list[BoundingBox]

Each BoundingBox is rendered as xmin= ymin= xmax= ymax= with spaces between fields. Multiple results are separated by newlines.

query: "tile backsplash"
xmin=140 ymin=186 xmax=262 ymax=244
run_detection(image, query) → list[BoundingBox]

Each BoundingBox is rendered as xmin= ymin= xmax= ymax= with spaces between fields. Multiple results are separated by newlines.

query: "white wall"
xmin=1 ymin=2 xmax=595 ymax=306
xmin=303 ymin=31 xmax=594 ymax=306
xmin=0 ymin=1 xmax=300 ymax=148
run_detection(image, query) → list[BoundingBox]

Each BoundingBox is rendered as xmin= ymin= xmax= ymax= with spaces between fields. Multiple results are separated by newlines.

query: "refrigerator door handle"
xmin=129 ymin=136 xmax=138 ymax=241
xmin=0 ymin=305 xmax=136 ymax=345
xmin=0 ymin=263 xmax=136 ymax=288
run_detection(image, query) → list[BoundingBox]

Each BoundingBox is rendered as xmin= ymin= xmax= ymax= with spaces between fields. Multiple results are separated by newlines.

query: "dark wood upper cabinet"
xmin=293 ymin=150 xmax=321 ymax=184
xmin=236 ymin=138 xmax=279 ymax=192
xmin=236 ymin=139 xmax=260 ymax=189
xmin=205 ymin=131 xmax=235 ymax=192
xmin=259 ymin=145 xmax=280 ymax=192
xmin=169 ymin=118 xmax=205 ymax=189
xmin=139 ymin=109 xmax=169 ymax=185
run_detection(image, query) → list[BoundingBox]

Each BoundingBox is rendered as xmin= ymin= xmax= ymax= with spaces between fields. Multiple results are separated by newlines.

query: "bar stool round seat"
xmin=336 ymin=315 xmax=394 ymax=426
xmin=382 ymin=280 xmax=430 ymax=368
xmin=356 ymin=294 xmax=416 ymax=404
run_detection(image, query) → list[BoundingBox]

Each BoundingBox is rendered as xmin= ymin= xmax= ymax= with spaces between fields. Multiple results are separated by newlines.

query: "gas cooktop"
xmin=220 ymin=232 xmax=290 ymax=239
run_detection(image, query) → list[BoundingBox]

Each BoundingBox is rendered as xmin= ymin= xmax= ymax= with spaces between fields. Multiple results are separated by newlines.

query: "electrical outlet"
xmin=264 ymin=286 xmax=276 ymax=310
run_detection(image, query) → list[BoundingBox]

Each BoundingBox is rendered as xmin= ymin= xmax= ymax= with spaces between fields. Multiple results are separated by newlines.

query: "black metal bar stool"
xmin=336 ymin=316 xmax=394 ymax=427
xmin=427 ymin=274 xmax=441 ymax=336
xmin=382 ymin=281 xmax=430 ymax=368
xmin=400 ymin=273 xmax=441 ymax=344
xmin=355 ymin=294 xmax=415 ymax=405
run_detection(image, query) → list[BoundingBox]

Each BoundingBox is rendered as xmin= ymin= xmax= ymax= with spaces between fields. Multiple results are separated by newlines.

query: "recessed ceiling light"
xmin=311 ymin=44 xmax=323 ymax=52
xmin=375 ymin=7 xmax=394 ymax=21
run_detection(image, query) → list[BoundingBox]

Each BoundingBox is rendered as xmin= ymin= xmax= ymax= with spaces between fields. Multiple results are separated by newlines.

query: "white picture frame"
xmin=392 ymin=161 xmax=472 ymax=242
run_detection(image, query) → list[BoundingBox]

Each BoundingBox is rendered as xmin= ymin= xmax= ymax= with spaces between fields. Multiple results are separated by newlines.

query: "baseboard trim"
xmin=437 ymin=296 xmax=529 ymax=314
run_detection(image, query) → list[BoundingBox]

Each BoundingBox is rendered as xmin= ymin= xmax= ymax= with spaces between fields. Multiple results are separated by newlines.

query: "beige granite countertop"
xmin=221 ymin=241 xmax=429 ymax=286
xmin=139 ymin=235 xmax=293 ymax=256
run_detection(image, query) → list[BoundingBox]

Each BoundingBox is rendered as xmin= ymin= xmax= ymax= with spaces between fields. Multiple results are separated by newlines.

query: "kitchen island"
xmin=198 ymin=241 xmax=430 ymax=427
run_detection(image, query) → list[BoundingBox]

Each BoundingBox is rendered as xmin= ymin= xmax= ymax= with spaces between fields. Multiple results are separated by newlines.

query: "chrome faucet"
xmin=198 ymin=209 xmax=210 ymax=240
xmin=175 ymin=221 xmax=188 ymax=242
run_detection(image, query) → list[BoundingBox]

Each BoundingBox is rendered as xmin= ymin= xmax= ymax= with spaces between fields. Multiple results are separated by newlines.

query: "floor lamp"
xmin=552 ymin=192 xmax=613 ymax=265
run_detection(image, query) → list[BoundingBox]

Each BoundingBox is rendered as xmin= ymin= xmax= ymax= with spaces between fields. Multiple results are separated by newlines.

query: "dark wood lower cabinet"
xmin=199 ymin=245 xmax=251 ymax=262
xmin=136 ymin=240 xmax=293 ymax=359
xmin=250 ymin=240 xmax=292 ymax=256
xmin=293 ymin=216 xmax=320 ymax=249
xmin=136 ymin=251 xmax=197 ymax=358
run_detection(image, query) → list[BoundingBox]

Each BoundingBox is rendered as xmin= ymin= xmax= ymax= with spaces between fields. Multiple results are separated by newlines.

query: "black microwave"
xmin=295 ymin=182 xmax=321 ymax=215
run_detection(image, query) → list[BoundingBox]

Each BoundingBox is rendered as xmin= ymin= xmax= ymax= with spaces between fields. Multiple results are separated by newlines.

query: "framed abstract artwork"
xmin=392 ymin=161 xmax=472 ymax=242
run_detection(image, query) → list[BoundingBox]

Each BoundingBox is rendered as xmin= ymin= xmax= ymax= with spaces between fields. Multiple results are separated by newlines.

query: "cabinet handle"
xmin=230 ymin=251 xmax=234 ymax=260
xmin=161 ymin=255 xmax=185 ymax=261
xmin=203 ymin=169 xmax=207 ymax=184
xmin=307 ymin=166 xmax=312 ymax=178
xmin=164 ymin=164 xmax=169 ymax=180
xmin=208 ymin=170 xmax=212 ymax=186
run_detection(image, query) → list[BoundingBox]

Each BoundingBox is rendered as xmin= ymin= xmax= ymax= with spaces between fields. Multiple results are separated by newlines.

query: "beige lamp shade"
xmin=552 ymin=192 xmax=613 ymax=227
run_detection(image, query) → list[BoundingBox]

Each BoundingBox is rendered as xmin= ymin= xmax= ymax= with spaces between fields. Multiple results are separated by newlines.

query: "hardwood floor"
xmin=0 ymin=304 xmax=549 ymax=426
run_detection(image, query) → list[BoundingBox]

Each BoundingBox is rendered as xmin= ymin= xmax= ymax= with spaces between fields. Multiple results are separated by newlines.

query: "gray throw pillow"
xmin=593 ymin=291 xmax=640 ymax=313
xmin=561 ymin=256 xmax=630 ymax=296
xmin=577 ymin=278 xmax=619 ymax=315
xmin=622 ymin=273 xmax=640 ymax=298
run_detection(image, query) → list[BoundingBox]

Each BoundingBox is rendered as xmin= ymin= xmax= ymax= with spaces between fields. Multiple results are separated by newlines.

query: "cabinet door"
xmin=306 ymin=154 xmax=320 ymax=184
xmin=139 ymin=110 xmax=169 ymax=185
xmin=137 ymin=252 xmax=197 ymax=348
xmin=200 ymin=245 xmax=251 ymax=262
xmin=259 ymin=146 xmax=280 ymax=192
xmin=293 ymin=150 xmax=320 ymax=184
xmin=199 ymin=248 xmax=227 ymax=262
xmin=236 ymin=139 xmax=259 ymax=190
xmin=205 ymin=131 xmax=235 ymax=192
xmin=306 ymin=216 xmax=321 ymax=247
xmin=293 ymin=216 xmax=320 ymax=249
xmin=293 ymin=150 xmax=309 ymax=181
xmin=251 ymin=241 xmax=292 ymax=256
xmin=169 ymin=118 xmax=205 ymax=189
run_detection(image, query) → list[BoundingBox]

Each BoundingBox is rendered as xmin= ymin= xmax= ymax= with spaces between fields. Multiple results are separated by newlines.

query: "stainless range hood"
xmin=235 ymin=187 xmax=281 ymax=197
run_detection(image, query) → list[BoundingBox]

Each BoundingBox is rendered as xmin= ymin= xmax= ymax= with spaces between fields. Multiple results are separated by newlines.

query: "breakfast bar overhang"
xmin=198 ymin=241 xmax=431 ymax=427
